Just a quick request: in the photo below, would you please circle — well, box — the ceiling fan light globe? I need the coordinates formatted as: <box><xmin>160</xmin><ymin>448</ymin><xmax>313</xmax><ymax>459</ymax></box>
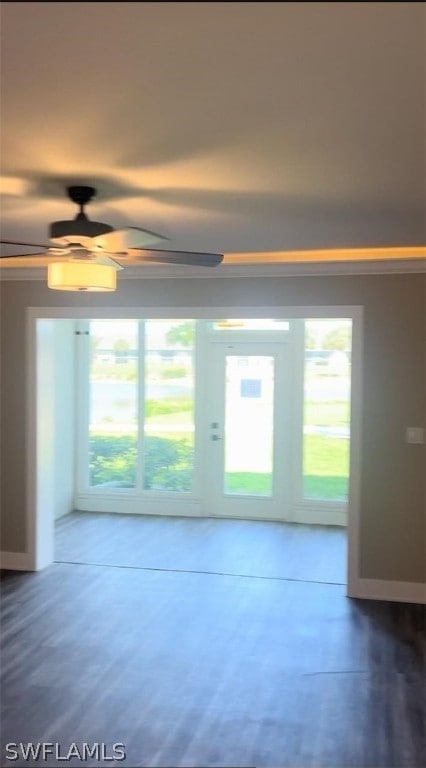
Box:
<box><xmin>47</xmin><ymin>261</ymin><xmax>117</xmax><ymax>291</ymax></box>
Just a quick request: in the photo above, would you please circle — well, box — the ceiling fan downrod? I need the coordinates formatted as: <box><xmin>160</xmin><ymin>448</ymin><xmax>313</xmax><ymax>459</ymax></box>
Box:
<box><xmin>49</xmin><ymin>185</ymin><xmax>113</xmax><ymax>242</ymax></box>
<box><xmin>67</xmin><ymin>185</ymin><xmax>96</xmax><ymax>218</ymax></box>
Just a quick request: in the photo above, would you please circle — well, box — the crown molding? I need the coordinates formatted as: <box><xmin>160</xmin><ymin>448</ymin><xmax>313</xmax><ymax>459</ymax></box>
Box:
<box><xmin>0</xmin><ymin>258</ymin><xmax>425</xmax><ymax>282</ymax></box>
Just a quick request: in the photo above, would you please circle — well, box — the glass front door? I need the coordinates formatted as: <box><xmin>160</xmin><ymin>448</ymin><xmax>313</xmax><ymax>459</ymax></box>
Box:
<box><xmin>205</xmin><ymin>342</ymin><xmax>290</xmax><ymax>519</ymax></box>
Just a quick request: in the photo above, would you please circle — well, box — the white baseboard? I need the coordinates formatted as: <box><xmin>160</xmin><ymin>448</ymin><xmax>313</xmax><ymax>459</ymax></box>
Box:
<box><xmin>0</xmin><ymin>551</ymin><xmax>33</xmax><ymax>571</ymax></box>
<box><xmin>348</xmin><ymin>577</ymin><xmax>426</xmax><ymax>604</ymax></box>
<box><xmin>75</xmin><ymin>494</ymin><xmax>202</xmax><ymax>517</ymax></box>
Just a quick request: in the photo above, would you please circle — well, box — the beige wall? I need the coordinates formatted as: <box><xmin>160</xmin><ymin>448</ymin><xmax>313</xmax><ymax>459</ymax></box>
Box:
<box><xmin>1</xmin><ymin>272</ymin><xmax>425</xmax><ymax>583</ymax></box>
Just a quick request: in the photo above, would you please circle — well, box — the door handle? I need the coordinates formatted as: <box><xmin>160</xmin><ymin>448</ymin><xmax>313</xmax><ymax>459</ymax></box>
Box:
<box><xmin>211</xmin><ymin>434</ymin><xmax>222</xmax><ymax>441</ymax></box>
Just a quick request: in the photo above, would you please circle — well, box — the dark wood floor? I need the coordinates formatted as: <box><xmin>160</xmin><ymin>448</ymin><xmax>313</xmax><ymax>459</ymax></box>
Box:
<box><xmin>55</xmin><ymin>512</ymin><xmax>347</xmax><ymax>584</ymax></box>
<box><xmin>1</xmin><ymin>518</ymin><xmax>425</xmax><ymax>767</ymax></box>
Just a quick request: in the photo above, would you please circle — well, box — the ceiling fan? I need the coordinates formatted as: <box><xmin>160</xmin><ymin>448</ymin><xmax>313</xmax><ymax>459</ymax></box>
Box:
<box><xmin>0</xmin><ymin>185</ymin><xmax>224</xmax><ymax>290</ymax></box>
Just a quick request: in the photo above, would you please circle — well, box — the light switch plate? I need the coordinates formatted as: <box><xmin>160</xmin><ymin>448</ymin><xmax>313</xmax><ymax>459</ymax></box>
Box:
<box><xmin>405</xmin><ymin>427</ymin><xmax>425</xmax><ymax>444</ymax></box>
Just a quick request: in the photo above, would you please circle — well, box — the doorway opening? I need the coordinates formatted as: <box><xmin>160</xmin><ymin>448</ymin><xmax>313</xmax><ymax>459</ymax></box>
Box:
<box><xmin>28</xmin><ymin>309</ymin><xmax>362</xmax><ymax>591</ymax></box>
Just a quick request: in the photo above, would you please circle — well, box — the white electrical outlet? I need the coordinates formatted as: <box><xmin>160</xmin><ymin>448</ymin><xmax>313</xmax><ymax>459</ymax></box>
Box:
<box><xmin>405</xmin><ymin>427</ymin><xmax>425</xmax><ymax>445</ymax></box>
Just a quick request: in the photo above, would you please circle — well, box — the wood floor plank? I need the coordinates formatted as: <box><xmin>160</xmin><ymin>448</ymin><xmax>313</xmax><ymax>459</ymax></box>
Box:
<box><xmin>55</xmin><ymin>511</ymin><xmax>347</xmax><ymax>584</ymax></box>
<box><xmin>1</xmin><ymin>517</ymin><xmax>425</xmax><ymax>767</ymax></box>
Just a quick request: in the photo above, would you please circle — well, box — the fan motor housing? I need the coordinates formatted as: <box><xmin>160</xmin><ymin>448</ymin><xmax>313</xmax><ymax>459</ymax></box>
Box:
<box><xmin>49</xmin><ymin>216</ymin><xmax>114</xmax><ymax>245</ymax></box>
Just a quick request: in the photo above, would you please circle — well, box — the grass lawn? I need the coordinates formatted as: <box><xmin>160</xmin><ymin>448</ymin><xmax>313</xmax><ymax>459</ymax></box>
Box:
<box><xmin>225</xmin><ymin>473</ymin><xmax>272</xmax><ymax>495</ymax></box>
<box><xmin>91</xmin><ymin>392</ymin><xmax>351</xmax><ymax>499</ymax></box>
<box><xmin>226</xmin><ymin>471</ymin><xmax>348</xmax><ymax>501</ymax></box>
<box><xmin>226</xmin><ymin>434</ymin><xmax>349</xmax><ymax>500</ymax></box>
<box><xmin>303</xmin><ymin>432</ymin><xmax>349</xmax><ymax>498</ymax></box>
<box><xmin>304</xmin><ymin>434</ymin><xmax>349</xmax><ymax>477</ymax></box>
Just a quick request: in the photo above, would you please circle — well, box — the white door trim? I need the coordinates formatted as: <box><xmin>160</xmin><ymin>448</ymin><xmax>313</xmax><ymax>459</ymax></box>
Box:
<box><xmin>346</xmin><ymin>307</ymin><xmax>363</xmax><ymax>600</ymax></box>
<box><xmin>23</xmin><ymin>305</ymin><xmax>377</xmax><ymax>602</ymax></box>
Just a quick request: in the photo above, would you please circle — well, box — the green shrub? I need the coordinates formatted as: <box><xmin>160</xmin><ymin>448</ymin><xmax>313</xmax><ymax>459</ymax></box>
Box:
<box><xmin>89</xmin><ymin>434</ymin><xmax>137</xmax><ymax>487</ymax></box>
<box><xmin>142</xmin><ymin>435</ymin><xmax>193</xmax><ymax>491</ymax></box>
<box><xmin>89</xmin><ymin>433</ymin><xmax>193</xmax><ymax>491</ymax></box>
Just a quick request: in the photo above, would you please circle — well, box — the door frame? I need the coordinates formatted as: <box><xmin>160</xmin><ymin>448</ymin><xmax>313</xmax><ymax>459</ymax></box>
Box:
<box><xmin>25</xmin><ymin>305</ymin><xmax>363</xmax><ymax>599</ymax></box>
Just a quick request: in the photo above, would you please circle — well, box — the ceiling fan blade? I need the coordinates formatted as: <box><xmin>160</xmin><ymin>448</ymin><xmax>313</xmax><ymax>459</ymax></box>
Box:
<box><xmin>0</xmin><ymin>251</ymin><xmax>47</xmax><ymax>259</ymax></box>
<box><xmin>0</xmin><ymin>238</ymin><xmax>51</xmax><ymax>249</ymax></box>
<box><xmin>0</xmin><ymin>240</ymin><xmax>70</xmax><ymax>262</ymax></box>
<box><xmin>0</xmin><ymin>253</ymin><xmax>76</xmax><ymax>267</ymax></box>
<box><xmin>129</xmin><ymin>248</ymin><xmax>224</xmax><ymax>267</ymax></box>
<box><xmin>93</xmin><ymin>254</ymin><xmax>124</xmax><ymax>271</ymax></box>
<box><xmin>90</xmin><ymin>226</ymin><xmax>167</xmax><ymax>253</ymax></box>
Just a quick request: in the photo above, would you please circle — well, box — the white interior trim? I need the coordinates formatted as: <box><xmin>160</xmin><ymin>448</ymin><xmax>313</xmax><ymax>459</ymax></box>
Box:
<box><xmin>25</xmin><ymin>314</ymin><xmax>37</xmax><ymax>571</ymax></box>
<box><xmin>292</xmin><ymin>506</ymin><xmax>347</xmax><ymax>527</ymax></box>
<box><xmin>348</xmin><ymin>578</ymin><xmax>426</xmax><ymax>604</ymax></box>
<box><xmin>26</xmin><ymin>305</ymin><xmax>364</xmax><ymax>320</ymax></box>
<box><xmin>1</xmin><ymin>258</ymin><xmax>425</xmax><ymax>281</ymax></box>
<box><xmin>346</xmin><ymin>306</ymin><xmax>363</xmax><ymax>601</ymax></box>
<box><xmin>75</xmin><ymin>494</ymin><xmax>202</xmax><ymax>518</ymax></box>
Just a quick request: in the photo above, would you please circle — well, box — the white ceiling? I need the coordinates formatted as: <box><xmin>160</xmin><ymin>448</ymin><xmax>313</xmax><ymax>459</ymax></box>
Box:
<box><xmin>1</xmin><ymin>2</ymin><xmax>425</xmax><ymax>260</ymax></box>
